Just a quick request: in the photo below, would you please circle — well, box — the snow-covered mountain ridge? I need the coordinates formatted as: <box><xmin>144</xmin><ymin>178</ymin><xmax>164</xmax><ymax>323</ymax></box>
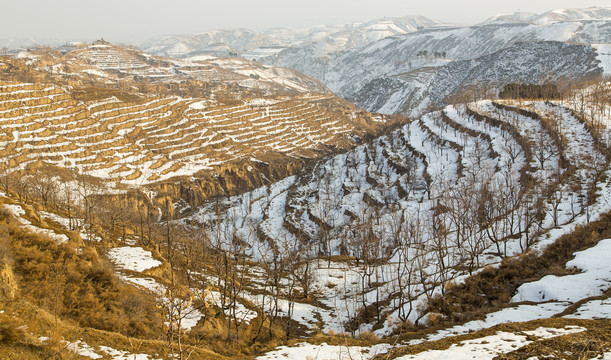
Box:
<box><xmin>139</xmin><ymin>6</ymin><xmax>611</xmax><ymax>118</ymax></box>
<box><xmin>349</xmin><ymin>41</ymin><xmax>603</xmax><ymax>116</ymax></box>
<box><xmin>481</xmin><ymin>6</ymin><xmax>611</xmax><ymax>25</ymax></box>
<box><xmin>140</xmin><ymin>15</ymin><xmax>446</xmax><ymax>58</ymax></box>
<box><xmin>317</xmin><ymin>8</ymin><xmax>611</xmax><ymax>116</ymax></box>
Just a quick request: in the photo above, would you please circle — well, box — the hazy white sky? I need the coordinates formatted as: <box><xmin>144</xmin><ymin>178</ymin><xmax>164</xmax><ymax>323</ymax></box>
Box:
<box><xmin>2</xmin><ymin>0</ymin><xmax>610</xmax><ymax>43</ymax></box>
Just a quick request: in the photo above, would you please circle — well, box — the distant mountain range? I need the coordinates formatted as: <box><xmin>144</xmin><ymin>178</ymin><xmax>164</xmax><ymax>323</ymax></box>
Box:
<box><xmin>139</xmin><ymin>15</ymin><xmax>446</xmax><ymax>58</ymax></box>
<box><xmin>321</xmin><ymin>15</ymin><xmax>611</xmax><ymax>116</ymax></box>
<box><xmin>481</xmin><ymin>6</ymin><xmax>611</xmax><ymax>25</ymax></box>
<box><xmin>0</xmin><ymin>37</ymin><xmax>63</xmax><ymax>51</ymax></box>
<box><xmin>5</xmin><ymin>7</ymin><xmax>610</xmax><ymax>118</ymax></box>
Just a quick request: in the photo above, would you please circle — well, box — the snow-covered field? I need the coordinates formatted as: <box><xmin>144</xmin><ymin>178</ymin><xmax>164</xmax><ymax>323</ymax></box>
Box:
<box><xmin>570</xmin><ymin>298</ymin><xmax>611</xmax><ymax>320</ymax></box>
<box><xmin>258</xmin><ymin>326</ymin><xmax>586</xmax><ymax>360</ymax></box>
<box><xmin>406</xmin><ymin>302</ymin><xmax>567</xmax><ymax>346</ymax></box>
<box><xmin>258</xmin><ymin>342</ymin><xmax>391</xmax><ymax>360</ymax></box>
<box><xmin>62</xmin><ymin>339</ymin><xmax>161</xmax><ymax>360</ymax></box>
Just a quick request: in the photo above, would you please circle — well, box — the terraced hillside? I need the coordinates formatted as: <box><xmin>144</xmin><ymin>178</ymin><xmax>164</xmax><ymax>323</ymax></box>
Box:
<box><xmin>0</xmin><ymin>44</ymin><xmax>399</xmax><ymax>205</ymax></box>
<box><xmin>1</xmin><ymin>39</ymin><xmax>610</xmax><ymax>360</ymax></box>
<box><xmin>185</xmin><ymin>98</ymin><xmax>611</xmax><ymax>339</ymax></box>
<box><xmin>19</xmin><ymin>41</ymin><xmax>331</xmax><ymax>95</ymax></box>
<box><xmin>0</xmin><ymin>92</ymin><xmax>610</xmax><ymax>359</ymax></box>
<box><xmin>0</xmin><ymin>80</ymin><xmax>392</xmax><ymax>194</ymax></box>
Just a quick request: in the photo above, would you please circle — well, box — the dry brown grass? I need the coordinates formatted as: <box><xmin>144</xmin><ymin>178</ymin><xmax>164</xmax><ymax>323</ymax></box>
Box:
<box><xmin>0</xmin><ymin>209</ymin><xmax>163</xmax><ymax>339</ymax></box>
<box><xmin>71</xmin><ymin>86</ymin><xmax>143</xmax><ymax>102</ymax></box>
<box><xmin>0</xmin><ymin>201</ymin><xmax>235</xmax><ymax>359</ymax></box>
<box><xmin>0</xmin><ymin>296</ymin><xmax>230</xmax><ymax>360</ymax></box>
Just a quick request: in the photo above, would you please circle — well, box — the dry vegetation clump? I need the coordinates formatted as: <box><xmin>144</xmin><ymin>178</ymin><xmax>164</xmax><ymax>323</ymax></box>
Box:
<box><xmin>0</xmin><ymin>311</ymin><xmax>48</xmax><ymax>359</ymax></box>
<box><xmin>0</xmin><ymin>295</ymin><xmax>229</xmax><ymax>360</ymax></box>
<box><xmin>499</xmin><ymin>82</ymin><xmax>562</xmax><ymax>100</ymax></box>
<box><xmin>71</xmin><ymin>86</ymin><xmax>143</xmax><ymax>102</ymax></box>
<box><xmin>0</xmin><ymin>313</ymin><xmax>28</xmax><ymax>346</ymax></box>
<box><xmin>0</xmin><ymin>210</ymin><xmax>162</xmax><ymax>338</ymax></box>
<box><xmin>0</xmin><ymin>56</ymin><xmax>53</xmax><ymax>84</ymax></box>
<box><xmin>286</xmin><ymin>328</ymin><xmax>382</xmax><ymax>348</ymax></box>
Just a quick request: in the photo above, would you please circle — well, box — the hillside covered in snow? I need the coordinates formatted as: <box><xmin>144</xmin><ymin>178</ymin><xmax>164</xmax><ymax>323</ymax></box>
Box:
<box><xmin>2</xmin><ymin>84</ymin><xmax>610</xmax><ymax>359</ymax></box>
<box><xmin>1</xmin><ymin>5</ymin><xmax>611</xmax><ymax>360</ymax></box>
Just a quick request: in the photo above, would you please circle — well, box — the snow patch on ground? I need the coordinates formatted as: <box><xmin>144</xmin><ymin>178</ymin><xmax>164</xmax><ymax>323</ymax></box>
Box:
<box><xmin>65</xmin><ymin>340</ymin><xmax>102</xmax><ymax>359</ymax></box>
<box><xmin>256</xmin><ymin>342</ymin><xmax>391</xmax><ymax>360</ymax></box>
<box><xmin>408</xmin><ymin>302</ymin><xmax>567</xmax><ymax>345</ymax></box>
<box><xmin>207</xmin><ymin>291</ymin><xmax>258</xmax><ymax>325</ymax></box>
<box><xmin>40</xmin><ymin>211</ymin><xmax>75</xmax><ymax>229</ymax></box>
<box><xmin>118</xmin><ymin>275</ymin><xmax>205</xmax><ymax>331</ymax></box>
<box><xmin>568</xmin><ymin>298</ymin><xmax>611</xmax><ymax>320</ymax></box>
<box><xmin>99</xmin><ymin>345</ymin><xmax>161</xmax><ymax>360</ymax></box>
<box><xmin>245</xmin><ymin>98</ymin><xmax>282</xmax><ymax>106</ymax></box>
<box><xmin>107</xmin><ymin>246</ymin><xmax>162</xmax><ymax>272</ymax></box>
<box><xmin>513</xmin><ymin>239</ymin><xmax>611</xmax><ymax>303</ymax></box>
<box><xmin>63</xmin><ymin>340</ymin><xmax>161</xmax><ymax>360</ymax></box>
<box><xmin>2</xmin><ymin>204</ymin><xmax>69</xmax><ymax>243</ymax></box>
<box><xmin>82</xmin><ymin>68</ymin><xmax>109</xmax><ymax>77</ymax></box>
<box><xmin>590</xmin><ymin>352</ymin><xmax>611</xmax><ymax>360</ymax></box>
<box><xmin>3</xmin><ymin>203</ymin><xmax>26</xmax><ymax>217</ymax></box>
<box><xmin>396</xmin><ymin>326</ymin><xmax>585</xmax><ymax>360</ymax></box>
<box><xmin>119</xmin><ymin>275</ymin><xmax>165</xmax><ymax>293</ymax></box>
<box><xmin>258</xmin><ymin>326</ymin><xmax>585</xmax><ymax>360</ymax></box>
